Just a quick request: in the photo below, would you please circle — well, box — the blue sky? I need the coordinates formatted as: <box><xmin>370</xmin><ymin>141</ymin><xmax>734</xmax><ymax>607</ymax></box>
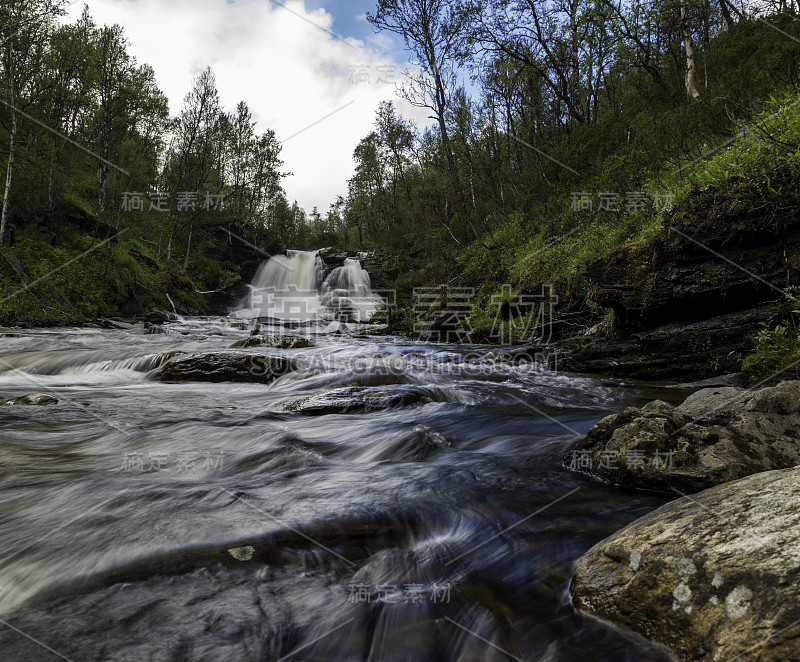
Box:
<box><xmin>305</xmin><ymin>0</ymin><xmax>383</xmax><ymax>42</ymax></box>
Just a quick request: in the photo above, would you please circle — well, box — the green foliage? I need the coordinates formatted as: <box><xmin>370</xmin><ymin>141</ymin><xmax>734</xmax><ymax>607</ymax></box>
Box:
<box><xmin>345</xmin><ymin>9</ymin><xmax>800</xmax><ymax>320</ymax></box>
<box><xmin>3</xmin><ymin>4</ymin><xmax>800</xmax><ymax>330</ymax></box>
<box><xmin>742</xmin><ymin>287</ymin><xmax>800</xmax><ymax>381</ymax></box>
<box><xmin>687</xmin><ymin>93</ymin><xmax>800</xmax><ymax>193</ymax></box>
<box><xmin>0</xmin><ymin>216</ymin><xmax>214</xmax><ymax>325</ymax></box>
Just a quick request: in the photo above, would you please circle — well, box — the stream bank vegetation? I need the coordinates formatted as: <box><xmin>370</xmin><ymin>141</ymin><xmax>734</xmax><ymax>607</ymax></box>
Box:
<box><xmin>345</xmin><ymin>1</ymin><xmax>800</xmax><ymax>380</ymax></box>
<box><xmin>1</xmin><ymin>1</ymin><xmax>800</xmax><ymax>378</ymax></box>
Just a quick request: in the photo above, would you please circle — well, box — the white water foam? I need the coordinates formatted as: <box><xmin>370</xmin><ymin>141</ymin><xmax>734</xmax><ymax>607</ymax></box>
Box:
<box><xmin>234</xmin><ymin>250</ymin><xmax>384</xmax><ymax>325</ymax></box>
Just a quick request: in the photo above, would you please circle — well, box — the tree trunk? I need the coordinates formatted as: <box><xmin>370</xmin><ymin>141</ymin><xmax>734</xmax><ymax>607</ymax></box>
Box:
<box><xmin>166</xmin><ymin>218</ymin><xmax>177</xmax><ymax>268</ymax></box>
<box><xmin>437</xmin><ymin>102</ymin><xmax>461</xmax><ymax>195</ymax></box>
<box><xmin>0</xmin><ymin>105</ymin><xmax>18</xmax><ymax>248</ymax></box>
<box><xmin>569</xmin><ymin>0</ymin><xmax>582</xmax><ymax>128</ymax></box>
<box><xmin>718</xmin><ymin>0</ymin><xmax>733</xmax><ymax>27</ymax></box>
<box><xmin>47</xmin><ymin>134</ymin><xmax>57</xmax><ymax>213</ymax></box>
<box><xmin>182</xmin><ymin>220</ymin><xmax>193</xmax><ymax>273</ymax></box>
<box><xmin>681</xmin><ymin>3</ymin><xmax>701</xmax><ymax>100</ymax></box>
<box><xmin>97</xmin><ymin>162</ymin><xmax>108</xmax><ymax>216</ymax></box>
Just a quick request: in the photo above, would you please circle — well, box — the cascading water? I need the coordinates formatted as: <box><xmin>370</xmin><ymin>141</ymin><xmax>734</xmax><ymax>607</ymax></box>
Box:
<box><xmin>236</xmin><ymin>250</ymin><xmax>384</xmax><ymax>325</ymax></box>
<box><xmin>0</xmin><ymin>309</ymin><xmax>690</xmax><ymax>662</ymax></box>
<box><xmin>0</xmin><ymin>318</ymin><xmax>683</xmax><ymax>662</ymax></box>
<box><xmin>320</xmin><ymin>258</ymin><xmax>384</xmax><ymax>323</ymax></box>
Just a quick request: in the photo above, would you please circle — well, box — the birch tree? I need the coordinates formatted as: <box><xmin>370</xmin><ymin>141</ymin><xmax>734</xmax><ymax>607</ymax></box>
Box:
<box><xmin>681</xmin><ymin>1</ymin><xmax>701</xmax><ymax>98</ymax></box>
<box><xmin>368</xmin><ymin>0</ymin><xmax>470</xmax><ymax>216</ymax></box>
<box><xmin>162</xmin><ymin>67</ymin><xmax>221</xmax><ymax>268</ymax></box>
<box><xmin>0</xmin><ymin>0</ymin><xmax>64</xmax><ymax>246</ymax></box>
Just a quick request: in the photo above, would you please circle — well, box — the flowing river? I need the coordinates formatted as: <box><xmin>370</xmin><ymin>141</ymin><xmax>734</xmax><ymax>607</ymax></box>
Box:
<box><xmin>0</xmin><ymin>254</ymin><xmax>688</xmax><ymax>661</ymax></box>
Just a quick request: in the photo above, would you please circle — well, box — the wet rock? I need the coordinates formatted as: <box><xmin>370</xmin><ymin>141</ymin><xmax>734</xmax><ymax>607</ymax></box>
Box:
<box><xmin>492</xmin><ymin>345</ymin><xmax>551</xmax><ymax>364</ymax></box>
<box><xmin>670</xmin><ymin>373</ymin><xmax>749</xmax><ymax>390</ymax></box>
<box><xmin>416</xmin><ymin>310</ymin><xmax>472</xmax><ymax>343</ymax></box>
<box><xmin>285</xmin><ymin>386</ymin><xmax>430</xmax><ymax>415</ymax></box>
<box><xmin>549</xmin><ymin>219</ymin><xmax>800</xmax><ymax>380</ymax></box>
<box><xmin>147</xmin><ymin>352</ymin><xmax>295</xmax><ymax>383</ymax></box>
<box><xmin>3</xmin><ymin>393</ymin><xmax>59</xmax><ymax>405</ymax></box>
<box><xmin>563</xmin><ymin>380</ymin><xmax>800</xmax><ymax>493</ymax></box>
<box><xmin>357</xmin><ymin>323</ymin><xmax>390</xmax><ymax>336</ymax></box>
<box><xmin>89</xmin><ymin>318</ymin><xmax>137</xmax><ymax>330</ymax></box>
<box><xmin>102</xmin><ymin>318</ymin><xmax>137</xmax><ymax>330</ymax></box>
<box><xmin>395</xmin><ymin>425</ymin><xmax>451</xmax><ymax>460</ymax></box>
<box><xmin>366</xmin><ymin>425</ymin><xmax>453</xmax><ymax>462</ymax></box>
<box><xmin>143</xmin><ymin>310</ymin><xmax>180</xmax><ymax>324</ymax></box>
<box><xmin>227</xmin><ymin>546</ymin><xmax>255</xmax><ymax>561</ymax></box>
<box><xmin>570</xmin><ymin>466</ymin><xmax>800</xmax><ymax>661</ymax></box>
<box><xmin>358</xmin><ymin>251</ymin><xmax>395</xmax><ymax>291</ymax></box>
<box><xmin>143</xmin><ymin>322</ymin><xmax>168</xmax><ymax>335</ymax></box>
<box><xmin>583</xmin><ymin>221</ymin><xmax>799</xmax><ymax>334</ymax></box>
<box><xmin>317</xmin><ymin>247</ymin><xmax>356</xmax><ymax>270</ymax></box>
<box><xmin>558</xmin><ymin>303</ymin><xmax>778</xmax><ymax>380</ymax></box>
<box><xmin>229</xmin><ymin>334</ymin><xmax>313</xmax><ymax>349</ymax></box>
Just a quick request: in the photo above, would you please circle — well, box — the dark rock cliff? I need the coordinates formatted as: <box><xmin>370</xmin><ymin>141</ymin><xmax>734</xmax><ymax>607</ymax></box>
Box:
<box><xmin>552</xmin><ymin>216</ymin><xmax>799</xmax><ymax>380</ymax></box>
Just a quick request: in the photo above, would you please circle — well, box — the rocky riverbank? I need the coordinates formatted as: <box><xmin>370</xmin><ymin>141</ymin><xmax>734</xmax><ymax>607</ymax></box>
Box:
<box><xmin>8</xmin><ymin>207</ymin><xmax>796</xmax><ymax>388</ymax></box>
<box><xmin>529</xmin><ymin>215</ymin><xmax>800</xmax><ymax>381</ymax></box>
<box><xmin>565</xmin><ymin>380</ymin><xmax>800</xmax><ymax>660</ymax></box>
<box><xmin>563</xmin><ymin>380</ymin><xmax>800</xmax><ymax>493</ymax></box>
<box><xmin>570</xmin><ymin>466</ymin><xmax>800</xmax><ymax>662</ymax></box>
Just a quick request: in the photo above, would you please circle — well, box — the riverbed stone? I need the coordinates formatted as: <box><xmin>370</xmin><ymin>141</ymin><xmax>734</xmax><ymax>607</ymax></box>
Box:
<box><xmin>147</xmin><ymin>351</ymin><xmax>295</xmax><ymax>383</ymax></box>
<box><xmin>144</xmin><ymin>310</ymin><xmax>180</xmax><ymax>324</ymax></box>
<box><xmin>352</xmin><ymin>323</ymin><xmax>390</xmax><ymax>337</ymax></box>
<box><xmin>2</xmin><ymin>393</ymin><xmax>59</xmax><ymax>405</ymax></box>
<box><xmin>563</xmin><ymin>380</ymin><xmax>800</xmax><ymax>492</ymax></box>
<box><xmin>570</xmin><ymin>466</ymin><xmax>800</xmax><ymax>661</ymax></box>
<box><xmin>229</xmin><ymin>334</ymin><xmax>313</xmax><ymax>349</ymax></box>
<box><xmin>285</xmin><ymin>386</ymin><xmax>430</xmax><ymax>415</ymax></box>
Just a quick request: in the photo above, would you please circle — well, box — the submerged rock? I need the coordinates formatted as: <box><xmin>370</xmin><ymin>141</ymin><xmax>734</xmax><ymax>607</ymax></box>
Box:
<box><xmin>144</xmin><ymin>310</ymin><xmax>180</xmax><ymax>324</ymax></box>
<box><xmin>229</xmin><ymin>334</ymin><xmax>313</xmax><ymax>349</ymax></box>
<box><xmin>3</xmin><ymin>393</ymin><xmax>59</xmax><ymax>405</ymax></box>
<box><xmin>95</xmin><ymin>318</ymin><xmax>137</xmax><ymax>330</ymax></box>
<box><xmin>563</xmin><ymin>380</ymin><xmax>800</xmax><ymax>493</ymax></box>
<box><xmin>285</xmin><ymin>386</ymin><xmax>430</xmax><ymax>415</ymax></box>
<box><xmin>227</xmin><ymin>546</ymin><xmax>255</xmax><ymax>561</ymax></box>
<box><xmin>143</xmin><ymin>323</ymin><xmax>169</xmax><ymax>335</ymax></box>
<box><xmin>147</xmin><ymin>352</ymin><xmax>295</xmax><ymax>383</ymax></box>
<box><xmin>570</xmin><ymin>466</ymin><xmax>800</xmax><ymax>661</ymax></box>
<box><xmin>351</xmin><ymin>323</ymin><xmax>390</xmax><ymax>338</ymax></box>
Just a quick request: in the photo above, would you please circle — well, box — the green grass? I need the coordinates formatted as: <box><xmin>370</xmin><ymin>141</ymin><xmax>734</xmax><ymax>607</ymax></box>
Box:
<box><xmin>0</xmin><ymin>221</ymin><xmax>209</xmax><ymax>325</ymax></box>
<box><xmin>459</xmin><ymin>91</ymin><xmax>800</xmax><ymax>343</ymax></box>
<box><xmin>742</xmin><ymin>286</ymin><xmax>800</xmax><ymax>381</ymax></box>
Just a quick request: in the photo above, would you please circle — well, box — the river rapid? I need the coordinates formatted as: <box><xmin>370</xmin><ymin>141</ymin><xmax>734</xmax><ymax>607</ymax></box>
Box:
<box><xmin>0</xmin><ymin>317</ymin><xmax>686</xmax><ymax>661</ymax></box>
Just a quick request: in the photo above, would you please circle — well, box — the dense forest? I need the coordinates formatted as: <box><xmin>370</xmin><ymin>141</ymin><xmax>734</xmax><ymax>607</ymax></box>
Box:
<box><xmin>1</xmin><ymin>0</ymin><xmax>800</xmax><ymax>375</ymax></box>
<box><xmin>343</xmin><ymin>1</ymin><xmax>800</xmax><ymax>304</ymax></box>
<box><xmin>0</xmin><ymin>1</ymin><xmax>309</xmax><ymax>319</ymax></box>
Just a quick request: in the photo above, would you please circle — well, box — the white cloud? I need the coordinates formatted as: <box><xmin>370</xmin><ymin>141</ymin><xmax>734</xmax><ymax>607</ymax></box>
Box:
<box><xmin>65</xmin><ymin>0</ymin><xmax>430</xmax><ymax>214</ymax></box>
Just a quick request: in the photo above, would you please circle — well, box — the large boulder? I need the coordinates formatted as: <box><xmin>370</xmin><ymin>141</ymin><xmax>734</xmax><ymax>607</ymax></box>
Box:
<box><xmin>570</xmin><ymin>466</ymin><xmax>800</xmax><ymax>661</ymax></box>
<box><xmin>147</xmin><ymin>352</ymin><xmax>295</xmax><ymax>383</ymax></box>
<box><xmin>229</xmin><ymin>334</ymin><xmax>313</xmax><ymax>349</ymax></box>
<box><xmin>563</xmin><ymin>380</ymin><xmax>800</xmax><ymax>493</ymax></box>
<box><xmin>285</xmin><ymin>386</ymin><xmax>430</xmax><ymax>415</ymax></box>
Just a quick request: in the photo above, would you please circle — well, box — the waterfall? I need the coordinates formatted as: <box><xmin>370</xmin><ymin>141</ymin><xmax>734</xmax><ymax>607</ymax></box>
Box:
<box><xmin>235</xmin><ymin>250</ymin><xmax>383</xmax><ymax>325</ymax></box>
